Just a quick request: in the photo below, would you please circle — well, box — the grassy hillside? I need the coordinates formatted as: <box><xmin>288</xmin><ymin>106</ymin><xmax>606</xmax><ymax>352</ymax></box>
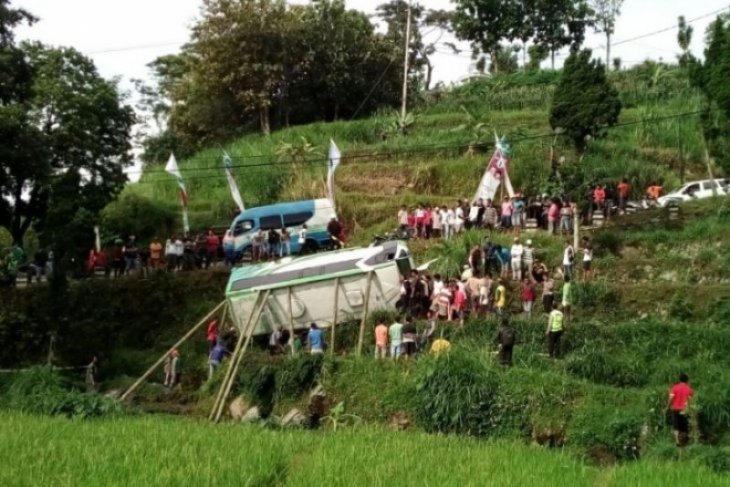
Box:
<box><xmin>117</xmin><ymin>67</ymin><xmax>714</xmax><ymax>242</ymax></box>
<box><xmin>2</xmin><ymin>413</ymin><xmax>729</xmax><ymax>486</ymax></box>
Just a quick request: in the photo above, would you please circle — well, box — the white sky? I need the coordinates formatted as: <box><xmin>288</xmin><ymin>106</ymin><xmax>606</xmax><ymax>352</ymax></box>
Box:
<box><xmin>11</xmin><ymin>0</ymin><xmax>730</xmax><ymax>180</ymax></box>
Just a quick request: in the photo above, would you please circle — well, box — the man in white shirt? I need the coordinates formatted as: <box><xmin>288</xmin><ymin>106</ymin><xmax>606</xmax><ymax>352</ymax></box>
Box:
<box><xmin>431</xmin><ymin>206</ymin><xmax>442</xmax><ymax>238</ymax></box>
<box><xmin>397</xmin><ymin>205</ymin><xmax>408</xmax><ymax>231</ymax></box>
<box><xmin>444</xmin><ymin>208</ymin><xmax>455</xmax><ymax>240</ymax></box>
<box><xmin>563</xmin><ymin>239</ymin><xmax>575</xmax><ymax>280</ymax></box>
<box><xmin>454</xmin><ymin>206</ymin><xmax>465</xmax><ymax>234</ymax></box>
<box><xmin>173</xmin><ymin>237</ymin><xmax>184</xmax><ymax>271</ymax></box>
<box><xmin>510</xmin><ymin>237</ymin><xmax>524</xmax><ymax>281</ymax></box>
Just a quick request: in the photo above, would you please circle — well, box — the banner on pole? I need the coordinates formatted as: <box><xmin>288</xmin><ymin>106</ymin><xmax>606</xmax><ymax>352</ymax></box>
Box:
<box><xmin>473</xmin><ymin>135</ymin><xmax>514</xmax><ymax>203</ymax></box>
<box><xmin>326</xmin><ymin>139</ymin><xmax>341</xmax><ymax>207</ymax></box>
<box><xmin>165</xmin><ymin>153</ymin><xmax>190</xmax><ymax>235</ymax></box>
<box><xmin>222</xmin><ymin>150</ymin><xmax>245</xmax><ymax>213</ymax></box>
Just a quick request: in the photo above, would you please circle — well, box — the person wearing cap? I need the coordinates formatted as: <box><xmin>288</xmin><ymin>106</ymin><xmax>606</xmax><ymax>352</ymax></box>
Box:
<box><xmin>523</xmin><ymin>239</ymin><xmax>535</xmax><ymax>278</ymax></box>
<box><xmin>510</xmin><ymin>237</ymin><xmax>524</xmax><ymax>281</ymax></box>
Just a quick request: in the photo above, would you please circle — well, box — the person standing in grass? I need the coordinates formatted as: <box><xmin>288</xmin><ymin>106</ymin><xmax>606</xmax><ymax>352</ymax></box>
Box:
<box><xmin>521</xmin><ymin>278</ymin><xmax>535</xmax><ymax>318</ymax></box>
<box><xmin>452</xmin><ymin>282</ymin><xmax>467</xmax><ymax>327</ymax></box>
<box><xmin>494</xmin><ymin>278</ymin><xmax>507</xmax><ymax>315</ymax></box>
<box><xmin>494</xmin><ymin>318</ymin><xmax>517</xmax><ymax>368</ymax></box>
<box><xmin>374</xmin><ymin>321</ymin><xmax>389</xmax><ymax>359</ymax></box>
<box><xmin>86</xmin><ymin>356</ymin><xmax>99</xmax><ymax>392</ymax></box>
<box><xmin>208</xmin><ymin>341</ymin><xmax>229</xmax><ymax>379</ymax></box>
<box><xmin>164</xmin><ymin>349</ymin><xmax>180</xmax><ymax>388</ymax></box>
<box><xmin>402</xmin><ymin>318</ymin><xmax>418</xmax><ymax>358</ymax></box>
<box><xmin>431</xmin><ymin>206</ymin><xmax>442</xmax><ymax>239</ymax></box>
<box><xmin>546</xmin><ymin>303</ymin><xmax>564</xmax><ymax>358</ymax></box>
<box><xmin>561</xmin><ymin>276</ymin><xmax>573</xmax><ymax>323</ymax></box>
<box><xmin>581</xmin><ymin>237</ymin><xmax>593</xmax><ymax>281</ymax></box>
<box><xmin>307</xmin><ymin>323</ymin><xmax>325</xmax><ymax>354</ymax></box>
<box><xmin>397</xmin><ymin>205</ymin><xmax>408</xmax><ymax>232</ymax></box>
<box><xmin>668</xmin><ymin>373</ymin><xmax>694</xmax><ymax>447</ymax></box>
<box><xmin>562</xmin><ymin>239</ymin><xmax>575</xmax><ymax>280</ymax></box>
<box><xmin>542</xmin><ymin>275</ymin><xmax>555</xmax><ymax>313</ymax></box>
<box><xmin>388</xmin><ymin>318</ymin><xmax>404</xmax><ymax>359</ymax></box>
<box><xmin>510</xmin><ymin>237</ymin><xmax>524</xmax><ymax>281</ymax></box>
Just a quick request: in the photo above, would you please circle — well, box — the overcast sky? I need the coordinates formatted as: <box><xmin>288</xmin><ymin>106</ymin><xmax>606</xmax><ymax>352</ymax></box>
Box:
<box><xmin>14</xmin><ymin>0</ymin><xmax>730</xmax><ymax>89</ymax></box>
<box><xmin>11</xmin><ymin>0</ymin><xmax>730</xmax><ymax>181</ymax></box>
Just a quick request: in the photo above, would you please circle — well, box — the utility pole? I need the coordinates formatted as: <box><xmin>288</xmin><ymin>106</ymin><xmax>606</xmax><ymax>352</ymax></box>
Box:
<box><xmin>400</xmin><ymin>0</ymin><xmax>412</xmax><ymax>128</ymax></box>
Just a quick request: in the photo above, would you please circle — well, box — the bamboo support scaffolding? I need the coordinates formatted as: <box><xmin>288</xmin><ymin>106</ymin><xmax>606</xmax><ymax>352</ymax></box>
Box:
<box><xmin>357</xmin><ymin>271</ymin><xmax>375</xmax><ymax>356</ymax></box>
<box><xmin>287</xmin><ymin>287</ymin><xmax>295</xmax><ymax>356</ymax></box>
<box><xmin>211</xmin><ymin>290</ymin><xmax>271</xmax><ymax>423</ymax></box>
<box><xmin>120</xmin><ymin>300</ymin><xmax>226</xmax><ymax>402</ymax></box>
<box><xmin>330</xmin><ymin>277</ymin><xmax>340</xmax><ymax>356</ymax></box>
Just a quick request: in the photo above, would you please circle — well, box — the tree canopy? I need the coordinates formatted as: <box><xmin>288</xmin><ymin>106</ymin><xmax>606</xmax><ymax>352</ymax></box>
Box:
<box><xmin>549</xmin><ymin>49</ymin><xmax>621</xmax><ymax>153</ymax></box>
<box><xmin>0</xmin><ymin>0</ymin><xmax>134</xmax><ymax>254</ymax></box>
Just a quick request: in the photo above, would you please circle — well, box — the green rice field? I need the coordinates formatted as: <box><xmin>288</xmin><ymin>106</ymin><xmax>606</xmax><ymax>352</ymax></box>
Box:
<box><xmin>0</xmin><ymin>413</ymin><xmax>726</xmax><ymax>486</ymax></box>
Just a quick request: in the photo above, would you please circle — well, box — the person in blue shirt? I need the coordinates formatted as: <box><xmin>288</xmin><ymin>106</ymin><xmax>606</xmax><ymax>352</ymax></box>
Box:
<box><xmin>208</xmin><ymin>341</ymin><xmax>229</xmax><ymax>380</ymax></box>
<box><xmin>307</xmin><ymin>322</ymin><xmax>325</xmax><ymax>354</ymax></box>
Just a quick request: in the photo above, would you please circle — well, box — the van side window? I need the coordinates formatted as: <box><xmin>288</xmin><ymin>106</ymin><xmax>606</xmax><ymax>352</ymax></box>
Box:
<box><xmin>233</xmin><ymin>219</ymin><xmax>254</xmax><ymax>236</ymax></box>
<box><xmin>283</xmin><ymin>211</ymin><xmax>314</xmax><ymax>227</ymax></box>
<box><xmin>260</xmin><ymin>215</ymin><xmax>283</xmax><ymax>230</ymax></box>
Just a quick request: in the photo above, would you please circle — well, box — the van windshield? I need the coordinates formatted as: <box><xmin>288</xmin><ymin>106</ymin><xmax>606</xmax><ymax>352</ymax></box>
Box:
<box><xmin>233</xmin><ymin>219</ymin><xmax>254</xmax><ymax>236</ymax></box>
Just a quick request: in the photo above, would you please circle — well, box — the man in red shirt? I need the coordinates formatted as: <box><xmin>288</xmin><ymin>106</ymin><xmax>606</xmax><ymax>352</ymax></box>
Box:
<box><xmin>617</xmin><ymin>178</ymin><xmax>630</xmax><ymax>212</ymax></box>
<box><xmin>668</xmin><ymin>373</ymin><xmax>694</xmax><ymax>447</ymax></box>
<box><xmin>205</xmin><ymin>230</ymin><xmax>220</xmax><ymax>269</ymax></box>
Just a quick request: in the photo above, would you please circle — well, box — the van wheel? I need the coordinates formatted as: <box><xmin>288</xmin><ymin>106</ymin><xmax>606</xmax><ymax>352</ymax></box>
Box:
<box><xmin>300</xmin><ymin>240</ymin><xmax>318</xmax><ymax>255</ymax></box>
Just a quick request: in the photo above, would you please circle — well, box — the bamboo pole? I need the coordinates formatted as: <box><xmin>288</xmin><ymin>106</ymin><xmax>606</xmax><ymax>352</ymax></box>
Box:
<box><xmin>287</xmin><ymin>287</ymin><xmax>295</xmax><ymax>356</ymax></box>
<box><xmin>357</xmin><ymin>271</ymin><xmax>375</xmax><ymax>356</ymax></box>
<box><xmin>208</xmin><ymin>292</ymin><xmax>265</xmax><ymax>420</ymax></box>
<box><xmin>213</xmin><ymin>290</ymin><xmax>271</xmax><ymax>422</ymax></box>
<box><xmin>330</xmin><ymin>277</ymin><xmax>340</xmax><ymax>356</ymax></box>
<box><xmin>121</xmin><ymin>300</ymin><xmax>226</xmax><ymax>401</ymax></box>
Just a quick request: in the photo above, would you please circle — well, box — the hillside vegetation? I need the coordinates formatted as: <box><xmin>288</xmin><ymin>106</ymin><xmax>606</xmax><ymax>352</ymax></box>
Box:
<box><xmin>111</xmin><ymin>66</ymin><xmax>714</xmax><ymax>242</ymax></box>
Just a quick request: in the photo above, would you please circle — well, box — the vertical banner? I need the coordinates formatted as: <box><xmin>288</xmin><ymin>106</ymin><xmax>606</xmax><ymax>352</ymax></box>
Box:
<box><xmin>473</xmin><ymin>135</ymin><xmax>514</xmax><ymax>203</ymax></box>
<box><xmin>165</xmin><ymin>153</ymin><xmax>190</xmax><ymax>236</ymax></box>
<box><xmin>222</xmin><ymin>150</ymin><xmax>245</xmax><ymax>213</ymax></box>
<box><xmin>326</xmin><ymin>139</ymin><xmax>341</xmax><ymax>207</ymax></box>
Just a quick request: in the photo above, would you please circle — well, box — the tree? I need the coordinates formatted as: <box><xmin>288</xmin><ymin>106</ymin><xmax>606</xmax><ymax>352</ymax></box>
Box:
<box><xmin>677</xmin><ymin>15</ymin><xmax>694</xmax><ymax>68</ymax></box>
<box><xmin>549</xmin><ymin>49</ymin><xmax>621</xmax><ymax>154</ymax></box>
<box><xmin>690</xmin><ymin>15</ymin><xmax>730</xmax><ymax>173</ymax></box>
<box><xmin>533</xmin><ymin>0</ymin><xmax>592</xmax><ymax>69</ymax></box>
<box><xmin>591</xmin><ymin>0</ymin><xmax>623</xmax><ymax>69</ymax></box>
<box><xmin>1</xmin><ymin>1</ymin><xmax>134</xmax><ymax>250</ymax></box>
<box><xmin>0</xmin><ymin>39</ymin><xmax>134</xmax><ymax>247</ymax></box>
<box><xmin>452</xmin><ymin>0</ymin><xmax>517</xmax><ymax>74</ymax></box>
<box><xmin>527</xmin><ymin>43</ymin><xmax>549</xmax><ymax>71</ymax></box>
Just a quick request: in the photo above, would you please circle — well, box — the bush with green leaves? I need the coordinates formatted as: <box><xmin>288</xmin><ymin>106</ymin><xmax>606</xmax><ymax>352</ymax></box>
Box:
<box><xmin>567</xmin><ymin>390</ymin><xmax>648</xmax><ymax>462</ymax></box>
<box><xmin>412</xmin><ymin>351</ymin><xmax>499</xmax><ymax>437</ymax></box>
<box><xmin>2</xmin><ymin>366</ymin><xmax>121</xmax><ymax>419</ymax></box>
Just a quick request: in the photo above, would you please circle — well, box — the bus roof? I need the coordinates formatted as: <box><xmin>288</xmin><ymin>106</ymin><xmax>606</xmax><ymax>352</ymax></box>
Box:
<box><xmin>226</xmin><ymin>240</ymin><xmax>407</xmax><ymax>294</ymax></box>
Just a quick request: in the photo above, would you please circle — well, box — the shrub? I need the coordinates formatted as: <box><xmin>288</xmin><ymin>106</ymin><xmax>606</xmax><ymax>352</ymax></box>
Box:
<box><xmin>669</xmin><ymin>295</ymin><xmax>694</xmax><ymax>321</ymax></box>
<box><xmin>238</xmin><ymin>363</ymin><xmax>277</xmax><ymax>415</ymax></box>
<box><xmin>568</xmin><ymin>391</ymin><xmax>648</xmax><ymax>462</ymax></box>
<box><xmin>2</xmin><ymin>366</ymin><xmax>121</xmax><ymax>418</ymax></box>
<box><xmin>412</xmin><ymin>351</ymin><xmax>499</xmax><ymax>437</ymax></box>
<box><xmin>566</xmin><ymin>349</ymin><xmax>649</xmax><ymax>388</ymax></box>
<box><xmin>592</xmin><ymin>230</ymin><xmax>623</xmax><ymax>257</ymax></box>
<box><xmin>275</xmin><ymin>354</ymin><xmax>323</xmax><ymax>400</ymax></box>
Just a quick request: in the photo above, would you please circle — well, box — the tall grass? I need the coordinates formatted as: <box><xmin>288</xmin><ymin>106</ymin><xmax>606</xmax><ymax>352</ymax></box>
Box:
<box><xmin>2</xmin><ymin>413</ymin><xmax>729</xmax><ymax>486</ymax></box>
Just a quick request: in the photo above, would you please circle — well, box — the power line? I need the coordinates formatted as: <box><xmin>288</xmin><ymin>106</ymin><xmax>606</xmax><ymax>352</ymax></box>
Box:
<box><xmin>130</xmin><ymin>110</ymin><xmax>701</xmax><ymax>184</ymax></box>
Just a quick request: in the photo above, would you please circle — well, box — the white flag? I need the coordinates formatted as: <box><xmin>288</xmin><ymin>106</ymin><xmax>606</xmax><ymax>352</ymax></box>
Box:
<box><xmin>473</xmin><ymin>135</ymin><xmax>514</xmax><ymax>203</ymax></box>
<box><xmin>223</xmin><ymin>151</ymin><xmax>245</xmax><ymax>213</ymax></box>
<box><xmin>326</xmin><ymin>139</ymin><xmax>341</xmax><ymax>206</ymax></box>
<box><xmin>165</xmin><ymin>153</ymin><xmax>190</xmax><ymax>235</ymax></box>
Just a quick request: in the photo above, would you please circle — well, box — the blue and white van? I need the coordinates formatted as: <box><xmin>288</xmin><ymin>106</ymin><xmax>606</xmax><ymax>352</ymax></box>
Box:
<box><xmin>225</xmin><ymin>199</ymin><xmax>337</xmax><ymax>257</ymax></box>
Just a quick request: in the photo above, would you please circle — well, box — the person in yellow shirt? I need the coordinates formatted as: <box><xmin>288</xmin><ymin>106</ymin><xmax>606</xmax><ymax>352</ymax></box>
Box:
<box><xmin>546</xmin><ymin>303</ymin><xmax>564</xmax><ymax>358</ymax></box>
<box><xmin>494</xmin><ymin>278</ymin><xmax>507</xmax><ymax>315</ymax></box>
<box><xmin>430</xmin><ymin>331</ymin><xmax>451</xmax><ymax>356</ymax></box>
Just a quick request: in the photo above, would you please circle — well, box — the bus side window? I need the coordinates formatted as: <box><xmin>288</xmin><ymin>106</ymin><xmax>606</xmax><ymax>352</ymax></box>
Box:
<box><xmin>260</xmin><ymin>215</ymin><xmax>283</xmax><ymax>230</ymax></box>
<box><xmin>396</xmin><ymin>257</ymin><xmax>412</xmax><ymax>277</ymax></box>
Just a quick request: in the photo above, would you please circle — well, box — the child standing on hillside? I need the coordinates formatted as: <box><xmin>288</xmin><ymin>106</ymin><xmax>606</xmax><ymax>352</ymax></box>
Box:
<box><xmin>668</xmin><ymin>373</ymin><xmax>694</xmax><ymax>447</ymax></box>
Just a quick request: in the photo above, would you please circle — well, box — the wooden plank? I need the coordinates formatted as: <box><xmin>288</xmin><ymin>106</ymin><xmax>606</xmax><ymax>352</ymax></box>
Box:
<box><xmin>287</xmin><ymin>287</ymin><xmax>295</xmax><ymax>356</ymax></box>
